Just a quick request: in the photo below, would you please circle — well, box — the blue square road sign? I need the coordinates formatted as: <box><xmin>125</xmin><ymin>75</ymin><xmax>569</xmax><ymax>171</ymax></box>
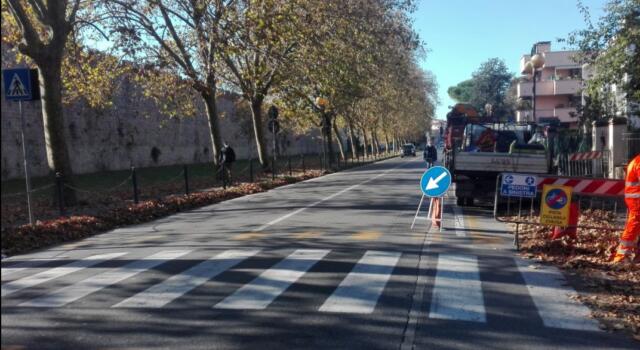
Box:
<box><xmin>500</xmin><ymin>173</ymin><xmax>537</xmax><ymax>198</ymax></box>
<box><xmin>3</xmin><ymin>68</ymin><xmax>38</xmax><ymax>101</ymax></box>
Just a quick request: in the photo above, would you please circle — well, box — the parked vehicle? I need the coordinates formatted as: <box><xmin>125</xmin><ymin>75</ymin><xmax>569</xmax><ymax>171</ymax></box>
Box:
<box><xmin>401</xmin><ymin>143</ymin><xmax>416</xmax><ymax>157</ymax></box>
<box><xmin>443</xmin><ymin>103</ymin><xmax>550</xmax><ymax>206</ymax></box>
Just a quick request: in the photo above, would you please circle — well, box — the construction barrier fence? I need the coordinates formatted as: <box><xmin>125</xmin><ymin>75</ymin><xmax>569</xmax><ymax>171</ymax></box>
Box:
<box><xmin>557</xmin><ymin>150</ymin><xmax>610</xmax><ymax>178</ymax></box>
<box><xmin>493</xmin><ymin>173</ymin><xmax>627</xmax><ymax>250</ymax></box>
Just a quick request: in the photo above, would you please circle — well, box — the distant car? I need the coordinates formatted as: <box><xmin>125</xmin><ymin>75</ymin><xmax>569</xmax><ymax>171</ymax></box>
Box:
<box><xmin>401</xmin><ymin>144</ymin><xmax>416</xmax><ymax>157</ymax></box>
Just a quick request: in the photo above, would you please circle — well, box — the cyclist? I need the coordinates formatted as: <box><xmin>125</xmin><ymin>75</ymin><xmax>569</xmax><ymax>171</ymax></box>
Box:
<box><xmin>424</xmin><ymin>141</ymin><xmax>437</xmax><ymax>168</ymax></box>
<box><xmin>219</xmin><ymin>142</ymin><xmax>236</xmax><ymax>187</ymax></box>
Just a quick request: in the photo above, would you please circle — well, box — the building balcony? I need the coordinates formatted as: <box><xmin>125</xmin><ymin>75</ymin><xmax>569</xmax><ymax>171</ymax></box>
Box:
<box><xmin>540</xmin><ymin>51</ymin><xmax>581</xmax><ymax>68</ymax></box>
<box><xmin>516</xmin><ymin>107</ymin><xmax>577</xmax><ymax>123</ymax></box>
<box><xmin>517</xmin><ymin>81</ymin><xmax>554</xmax><ymax>97</ymax></box>
<box><xmin>554</xmin><ymin>107</ymin><xmax>577</xmax><ymax>122</ymax></box>
<box><xmin>517</xmin><ymin>79</ymin><xmax>582</xmax><ymax>98</ymax></box>
<box><xmin>520</xmin><ymin>51</ymin><xmax>581</xmax><ymax>73</ymax></box>
<box><xmin>554</xmin><ymin>79</ymin><xmax>582</xmax><ymax>94</ymax></box>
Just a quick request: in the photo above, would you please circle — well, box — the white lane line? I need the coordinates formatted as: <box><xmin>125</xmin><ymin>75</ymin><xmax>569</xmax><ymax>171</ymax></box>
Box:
<box><xmin>319</xmin><ymin>251</ymin><xmax>401</xmax><ymax>314</ymax></box>
<box><xmin>214</xmin><ymin>249</ymin><xmax>329</xmax><ymax>310</ymax></box>
<box><xmin>113</xmin><ymin>249</ymin><xmax>260</xmax><ymax>308</ymax></box>
<box><xmin>2</xmin><ymin>253</ymin><xmax>127</xmax><ymax>298</ymax></box>
<box><xmin>252</xmin><ymin>161</ymin><xmax>410</xmax><ymax>232</ymax></box>
<box><xmin>429</xmin><ymin>254</ymin><xmax>486</xmax><ymax>322</ymax></box>
<box><xmin>19</xmin><ymin>250</ymin><xmax>190</xmax><ymax>308</ymax></box>
<box><xmin>515</xmin><ymin>260</ymin><xmax>600</xmax><ymax>331</ymax></box>
<box><xmin>452</xmin><ymin>206</ymin><xmax>466</xmax><ymax>237</ymax></box>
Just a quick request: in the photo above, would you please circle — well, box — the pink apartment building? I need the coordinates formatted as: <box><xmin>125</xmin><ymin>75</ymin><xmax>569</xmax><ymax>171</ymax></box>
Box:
<box><xmin>517</xmin><ymin>42</ymin><xmax>583</xmax><ymax>127</ymax></box>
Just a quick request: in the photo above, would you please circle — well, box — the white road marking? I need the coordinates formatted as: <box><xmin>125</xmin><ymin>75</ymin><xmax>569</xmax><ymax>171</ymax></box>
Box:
<box><xmin>252</xmin><ymin>161</ymin><xmax>409</xmax><ymax>232</ymax></box>
<box><xmin>429</xmin><ymin>254</ymin><xmax>486</xmax><ymax>322</ymax></box>
<box><xmin>19</xmin><ymin>250</ymin><xmax>189</xmax><ymax>307</ymax></box>
<box><xmin>1</xmin><ymin>260</ymin><xmax>50</xmax><ymax>280</ymax></box>
<box><xmin>452</xmin><ymin>206</ymin><xmax>466</xmax><ymax>237</ymax></box>
<box><xmin>1</xmin><ymin>267</ymin><xmax>28</xmax><ymax>280</ymax></box>
<box><xmin>319</xmin><ymin>251</ymin><xmax>400</xmax><ymax>314</ymax></box>
<box><xmin>214</xmin><ymin>249</ymin><xmax>329</xmax><ymax>310</ymax></box>
<box><xmin>515</xmin><ymin>260</ymin><xmax>601</xmax><ymax>331</ymax></box>
<box><xmin>113</xmin><ymin>249</ymin><xmax>260</xmax><ymax>308</ymax></box>
<box><xmin>1</xmin><ymin>253</ymin><xmax>127</xmax><ymax>297</ymax></box>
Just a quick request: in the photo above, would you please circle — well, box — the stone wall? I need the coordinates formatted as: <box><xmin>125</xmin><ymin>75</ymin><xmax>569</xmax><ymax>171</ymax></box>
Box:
<box><xmin>1</xmin><ymin>70</ymin><xmax>323</xmax><ymax>180</ymax></box>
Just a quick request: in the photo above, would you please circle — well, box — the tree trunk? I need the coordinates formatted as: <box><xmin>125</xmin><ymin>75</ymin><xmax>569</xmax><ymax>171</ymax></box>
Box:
<box><xmin>371</xmin><ymin>130</ymin><xmax>379</xmax><ymax>156</ymax></box>
<box><xmin>249</xmin><ymin>99</ymin><xmax>269</xmax><ymax>168</ymax></box>
<box><xmin>348</xmin><ymin>122</ymin><xmax>358</xmax><ymax>159</ymax></box>
<box><xmin>201</xmin><ymin>91</ymin><xmax>222</xmax><ymax>166</ymax></box>
<box><xmin>332</xmin><ymin>122</ymin><xmax>346</xmax><ymax>160</ymax></box>
<box><xmin>323</xmin><ymin>113</ymin><xmax>334</xmax><ymax>167</ymax></box>
<box><xmin>38</xmin><ymin>61</ymin><xmax>77</xmax><ymax>205</ymax></box>
<box><xmin>384</xmin><ymin>133</ymin><xmax>391</xmax><ymax>154</ymax></box>
<box><xmin>361</xmin><ymin>128</ymin><xmax>369</xmax><ymax>158</ymax></box>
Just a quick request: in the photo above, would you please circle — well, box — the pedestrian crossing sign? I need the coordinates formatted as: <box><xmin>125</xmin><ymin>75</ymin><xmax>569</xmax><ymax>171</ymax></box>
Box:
<box><xmin>3</xmin><ymin>68</ymin><xmax>38</xmax><ymax>101</ymax></box>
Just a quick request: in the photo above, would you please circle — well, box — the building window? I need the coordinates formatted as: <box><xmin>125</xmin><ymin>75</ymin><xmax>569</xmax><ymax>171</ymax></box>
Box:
<box><xmin>569</xmin><ymin>68</ymin><xmax>581</xmax><ymax>79</ymax></box>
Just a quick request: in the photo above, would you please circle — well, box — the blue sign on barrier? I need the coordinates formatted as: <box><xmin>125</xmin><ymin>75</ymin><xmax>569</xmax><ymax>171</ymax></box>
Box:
<box><xmin>420</xmin><ymin>166</ymin><xmax>451</xmax><ymax>197</ymax></box>
<box><xmin>500</xmin><ymin>173</ymin><xmax>537</xmax><ymax>198</ymax></box>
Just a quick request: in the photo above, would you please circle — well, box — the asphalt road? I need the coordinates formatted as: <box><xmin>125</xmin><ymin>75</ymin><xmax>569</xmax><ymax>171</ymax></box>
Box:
<box><xmin>1</xmin><ymin>156</ymin><xmax>636</xmax><ymax>350</ymax></box>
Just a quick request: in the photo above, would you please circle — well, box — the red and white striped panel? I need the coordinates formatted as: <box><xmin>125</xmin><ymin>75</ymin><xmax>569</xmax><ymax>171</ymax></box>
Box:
<box><xmin>569</xmin><ymin>151</ymin><xmax>602</xmax><ymax>161</ymax></box>
<box><xmin>537</xmin><ymin>177</ymin><xmax>624</xmax><ymax>197</ymax></box>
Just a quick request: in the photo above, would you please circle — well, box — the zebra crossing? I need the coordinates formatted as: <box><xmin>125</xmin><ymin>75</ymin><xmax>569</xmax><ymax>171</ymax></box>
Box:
<box><xmin>1</xmin><ymin>248</ymin><xmax>600</xmax><ymax>332</ymax></box>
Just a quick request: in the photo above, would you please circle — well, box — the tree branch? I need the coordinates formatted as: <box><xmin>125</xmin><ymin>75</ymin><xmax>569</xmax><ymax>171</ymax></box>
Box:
<box><xmin>68</xmin><ymin>0</ymin><xmax>83</xmax><ymax>25</ymax></box>
<box><xmin>6</xmin><ymin>0</ymin><xmax>44</xmax><ymax>54</ymax></box>
<box><xmin>157</xmin><ymin>0</ymin><xmax>197</xmax><ymax>74</ymax></box>
<box><xmin>24</xmin><ymin>0</ymin><xmax>46</xmax><ymax>23</ymax></box>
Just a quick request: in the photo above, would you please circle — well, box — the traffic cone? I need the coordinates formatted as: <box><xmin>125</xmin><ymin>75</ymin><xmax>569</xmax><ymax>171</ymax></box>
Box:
<box><xmin>431</xmin><ymin>198</ymin><xmax>441</xmax><ymax>228</ymax></box>
<box><xmin>550</xmin><ymin>202</ymin><xmax>579</xmax><ymax>240</ymax></box>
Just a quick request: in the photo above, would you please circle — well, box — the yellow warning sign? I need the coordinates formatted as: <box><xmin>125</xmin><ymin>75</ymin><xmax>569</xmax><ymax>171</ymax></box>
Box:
<box><xmin>540</xmin><ymin>185</ymin><xmax>572</xmax><ymax>226</ymax></box>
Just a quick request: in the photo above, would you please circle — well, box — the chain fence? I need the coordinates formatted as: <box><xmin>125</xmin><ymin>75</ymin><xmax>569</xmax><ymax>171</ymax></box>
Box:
<box><xmin>2</xmin><ymin>151</ymin><xmax>398</xmax><ymax>228</ymax></box>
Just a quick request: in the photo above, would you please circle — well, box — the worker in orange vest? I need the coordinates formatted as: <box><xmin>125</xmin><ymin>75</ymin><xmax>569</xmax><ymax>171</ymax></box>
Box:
<box><xmin>613</xmin><ymin>154</ymin><xmax>640</xmax><ymax>263</ymax></box>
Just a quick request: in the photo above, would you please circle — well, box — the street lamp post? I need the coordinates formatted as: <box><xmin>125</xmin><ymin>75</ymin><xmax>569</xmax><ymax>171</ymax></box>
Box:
<box><xmin>526</xmin><ymin>54</ymin><xmax>545</xmax><ymax>123</ymax></box>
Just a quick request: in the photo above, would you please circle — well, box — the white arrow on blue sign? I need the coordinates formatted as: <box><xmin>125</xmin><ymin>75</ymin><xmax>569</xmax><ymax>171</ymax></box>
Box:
<box><xmin>420</xmin><ymin>166</ymin><xmax>451</xmax><ymax>197</ymax></box>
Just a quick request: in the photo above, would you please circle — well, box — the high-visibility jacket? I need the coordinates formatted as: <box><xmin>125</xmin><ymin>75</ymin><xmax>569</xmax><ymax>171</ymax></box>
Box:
<box><xmin>626</xmin><ymin>154</ymin><xmax>640</xmax><ymax>199</ymax></box>
<box><xmin>614</xmin><ymin>154</ymin><xmax>640</xmax><ymax>262</ymax></box>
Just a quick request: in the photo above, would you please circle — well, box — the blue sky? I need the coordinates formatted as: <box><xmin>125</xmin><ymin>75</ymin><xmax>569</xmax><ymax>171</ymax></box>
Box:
<box><xmin>412</xmin><ymin>0</ymin><xmax>606</xmax><ymax>120</ymax></box>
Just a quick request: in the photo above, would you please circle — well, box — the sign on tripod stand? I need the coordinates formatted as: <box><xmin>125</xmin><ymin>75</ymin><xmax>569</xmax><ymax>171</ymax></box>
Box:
<box><xmin>412</xmin><ymin>166</ymin><xmax>451</xmax><ymax>231</ymax></box>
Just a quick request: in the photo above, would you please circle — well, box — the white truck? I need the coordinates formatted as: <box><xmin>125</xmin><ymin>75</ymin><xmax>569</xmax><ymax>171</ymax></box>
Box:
<box><xmin>444</xmin><ymin>122</ymin><xmax>549</xmax><ymax>206</ymax></box>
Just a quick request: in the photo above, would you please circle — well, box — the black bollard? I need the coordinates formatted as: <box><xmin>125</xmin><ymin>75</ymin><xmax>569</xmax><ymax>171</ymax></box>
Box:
<box><xmin>250</xmin><ymin>158</ymin><xmax>254</xmax><ymax>183</ymax></box>
<box><xmin>184</xmin><ymin>164</ymin><xmax>189</xmax><ymax>195</ymax></box>
<box><xmin>131</xmin><ymin>167</ymin><xmax>139</xmax><ymax>204</ymax></box>
<box><xmin>55</xmin><ymin>172</ymin><xmax>65</xmax><ymax>217</ymax></box>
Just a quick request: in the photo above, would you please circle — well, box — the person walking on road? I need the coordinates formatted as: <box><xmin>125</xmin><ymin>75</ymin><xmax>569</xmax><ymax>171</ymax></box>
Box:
<box><xmin>219</xmin><ymin>142</ymin><xmax>236</xmax><ymax>188</ymax></box>
<box><xmin>424</xmin><ymin>141</ymin><xmax>437</xmax><ymax>168</ymax></box>
<box><xmin>613</xmin><ymin>154</ymin><xmax>640</xmax><ymax>264</ymax></box>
